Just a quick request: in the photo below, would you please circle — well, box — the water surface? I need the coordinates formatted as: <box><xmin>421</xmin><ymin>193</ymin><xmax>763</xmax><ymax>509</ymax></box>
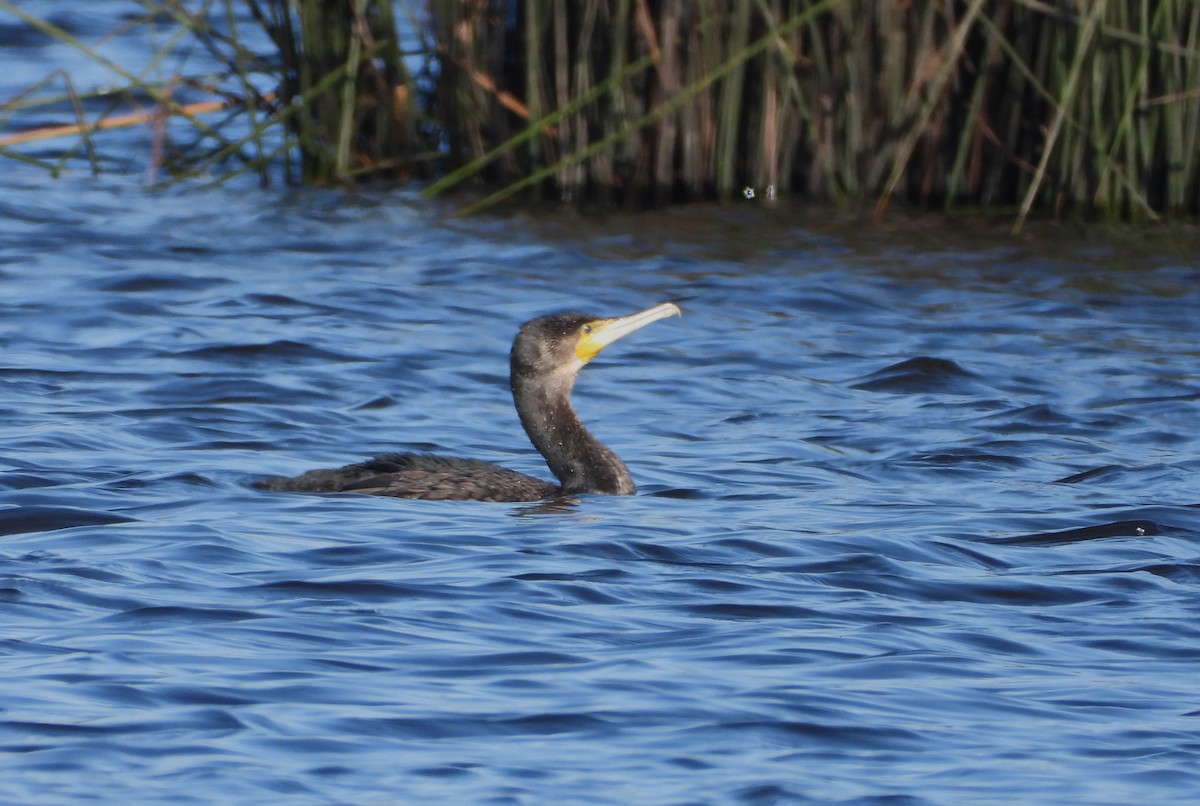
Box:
<box><xmin>1</xmin><ymin>170</ymin><xmax>1199</xmax><ymax>805</ymax></box>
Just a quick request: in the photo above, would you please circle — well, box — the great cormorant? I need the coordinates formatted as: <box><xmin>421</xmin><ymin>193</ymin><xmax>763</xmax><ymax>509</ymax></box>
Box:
<box><xmin>254</xmin><ymin>301</ymin><xmax>681</xmax><ymax>502</ymax></box>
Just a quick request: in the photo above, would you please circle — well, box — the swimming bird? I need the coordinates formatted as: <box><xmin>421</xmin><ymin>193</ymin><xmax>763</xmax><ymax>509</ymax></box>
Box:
<box><xmin>254</xmin><ymin>301</ymin><xmax>681</xmax><ymax>502</ymax></box>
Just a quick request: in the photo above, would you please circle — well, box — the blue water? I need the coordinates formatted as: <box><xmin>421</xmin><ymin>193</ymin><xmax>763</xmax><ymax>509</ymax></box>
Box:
<box><xmin>2</xmin><ymin>171</ymin><xmax>1198</xmax><ymax>805</ymax></box>
<box><xmin>4</xmin><ymin>8</ymin><xmax>1200</xmax><ymax>803</ymax></box>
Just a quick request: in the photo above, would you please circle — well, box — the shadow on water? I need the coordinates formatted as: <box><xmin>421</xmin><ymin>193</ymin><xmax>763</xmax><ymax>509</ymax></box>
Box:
<box><xmin>0</xmin><ymin>505</ymin><xmax>136</xmax><ymax>536</ymax></box>
<box><xmin>849</xmin><ymin>356</ymin><xmax>980</xmax><ymax>395</ymax></box>
<box><xmin>992</xmin><ymin>518</ymin><xmax>1161</xmax><ymax>546</ymax></box>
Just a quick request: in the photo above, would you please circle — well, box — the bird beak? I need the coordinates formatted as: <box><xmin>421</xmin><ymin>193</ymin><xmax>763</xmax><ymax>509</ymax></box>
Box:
<box><xmin>576</xmin><ymin>301</ymin><xmax>682</xmax><ymax>363</ymax></box>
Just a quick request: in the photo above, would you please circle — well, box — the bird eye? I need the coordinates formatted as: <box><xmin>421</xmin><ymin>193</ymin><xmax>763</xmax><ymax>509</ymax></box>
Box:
<box><xmin>582</xmin><ymin>324</ymin><xmax>593</xmax><ymax>334</ymax></box>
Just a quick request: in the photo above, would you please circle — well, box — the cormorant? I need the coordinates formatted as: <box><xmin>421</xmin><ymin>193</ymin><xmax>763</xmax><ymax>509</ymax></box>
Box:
<box><xmin>254</xmin><ymin>301</ymin><xmax>681</xmax><ymax>502</ymax></box>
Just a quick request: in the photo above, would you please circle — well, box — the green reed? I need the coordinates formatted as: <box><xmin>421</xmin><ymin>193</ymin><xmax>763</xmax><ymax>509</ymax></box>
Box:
<box><xmin>3</xmin><ymin>0</ymin><xmax>1199</xmax><ymax>225</ymax></box>
<box><xmin>424</xmin><ymin>0</ymin><xmax>1200</xmax><ymax>225</ymax></box>
<box><xmin>0</xmin><ymin>0</ymin><xmax>431</xmax><ymax>186</ymax></box>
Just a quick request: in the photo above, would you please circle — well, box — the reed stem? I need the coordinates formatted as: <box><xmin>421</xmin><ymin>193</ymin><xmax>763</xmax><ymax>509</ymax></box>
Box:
<box><xmin>4</xmin><ymin>0</ymin><xmax>1200</xmax><ymax>222</ymax></box>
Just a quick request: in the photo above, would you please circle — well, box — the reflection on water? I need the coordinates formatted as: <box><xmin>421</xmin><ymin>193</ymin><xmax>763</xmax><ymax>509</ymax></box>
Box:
<box><xmin>1</xmin><ymin>172</ymin><xmax>1199</xmax><ymax>804</ymax></box>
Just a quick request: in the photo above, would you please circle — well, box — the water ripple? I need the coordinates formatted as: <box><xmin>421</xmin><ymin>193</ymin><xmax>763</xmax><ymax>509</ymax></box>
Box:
<box><xmin>0</xmin><ymin>175</ymin><xmax>1198</xmax><ymax>804</ymax></box>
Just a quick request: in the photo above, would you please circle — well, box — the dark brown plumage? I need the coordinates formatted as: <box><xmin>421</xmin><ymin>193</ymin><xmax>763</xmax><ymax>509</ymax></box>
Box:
<box><xmin>254</xmin><ymin>302</ymin><xmax>680</xmax><ymax>502</ymax></box>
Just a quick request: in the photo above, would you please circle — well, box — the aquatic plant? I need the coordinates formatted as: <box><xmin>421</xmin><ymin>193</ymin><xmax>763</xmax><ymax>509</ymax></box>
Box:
<box><xmin>425</xmin><ymin>0</ymin><xmax>1200</xmax><ymax>229</ymax></box>
<box><xmin>0</xmin><ymin>0</ymin><xmax>433</xmax><ymax>185</ymax></box>
<box><xmin>2</xmin><ymin>0</ymin><xmax>1200</xmax><ymax>227</ymax></box>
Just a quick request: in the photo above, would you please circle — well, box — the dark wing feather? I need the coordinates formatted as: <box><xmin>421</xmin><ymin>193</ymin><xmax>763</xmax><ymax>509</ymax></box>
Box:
<box><xmin>254</xmin><ymin>453</ymin><xmax>559</xmax><ymax>502</ymax></box>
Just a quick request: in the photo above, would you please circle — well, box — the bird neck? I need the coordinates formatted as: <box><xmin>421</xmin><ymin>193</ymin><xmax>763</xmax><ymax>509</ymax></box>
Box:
<box><xmin>512</xmin><ymin>370</ymin><xmax>635</xmax><ymax>495</ymax></box>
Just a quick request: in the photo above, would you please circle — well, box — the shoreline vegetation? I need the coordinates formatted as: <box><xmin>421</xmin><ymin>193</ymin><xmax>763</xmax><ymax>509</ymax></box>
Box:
<box><xmin>1</xmin><ymin>1</ymin><xmax>1198</xmax><ymax>231</ymax></box>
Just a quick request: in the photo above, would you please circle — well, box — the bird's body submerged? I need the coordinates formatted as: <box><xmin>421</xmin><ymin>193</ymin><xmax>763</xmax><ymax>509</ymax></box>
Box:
<box><xmin>256</xmin><ymin>453</ymin><xmax>558</xmax><ymax>502</ymax></box>
<box><xmin>254</xmin><ymin>302</ymin><xmax>680</xmax><ymax>503</ymax></box>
